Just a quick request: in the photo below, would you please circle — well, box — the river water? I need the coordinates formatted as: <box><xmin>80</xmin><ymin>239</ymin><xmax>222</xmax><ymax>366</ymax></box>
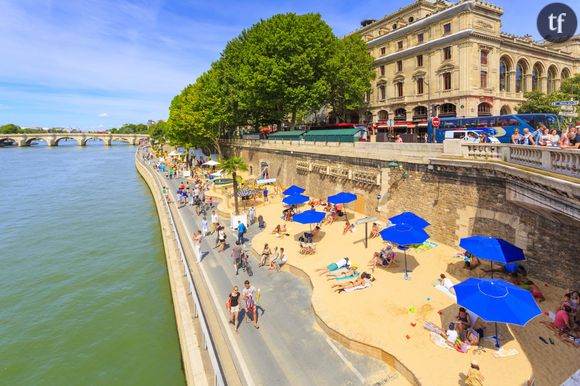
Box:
<box><xmin>0</xmin><ymin>141</ymin><xmax>185</xmax><ymax>385</ymax></box>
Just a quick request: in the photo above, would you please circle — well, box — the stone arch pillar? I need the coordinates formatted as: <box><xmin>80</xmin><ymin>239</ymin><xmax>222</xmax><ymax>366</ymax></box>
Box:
<box><xmin>539</xmin><ymin>75</ymin><xmax>547</xmax><ymax>93</ymax></box>
<box><xmin>104</xmin><ymin>138</ymin><xmax>112</xmax><ymax>146</ymax></box>
<box><xmin>524</xmin><ymin>74</ymin><xmax>532</xmax><ymax>93</ymax></box>
<box><xmin>507</xmin><ymin>70</ymin><xmax>516</xmax><ymax>93</ymax></box>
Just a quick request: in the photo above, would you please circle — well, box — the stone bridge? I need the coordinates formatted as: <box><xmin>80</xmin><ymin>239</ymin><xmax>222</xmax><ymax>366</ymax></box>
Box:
<box><xmin>0</xmin><ymin>133</ymin><xmax>149</xmax><ymax>146</ymax></box>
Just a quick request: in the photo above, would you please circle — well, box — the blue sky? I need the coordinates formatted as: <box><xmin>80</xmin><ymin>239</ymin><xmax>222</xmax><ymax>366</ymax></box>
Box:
<box><xmin>0</xmin><ymin>0</ymin><xmax>575</xmax><ymax>130</ymax></box>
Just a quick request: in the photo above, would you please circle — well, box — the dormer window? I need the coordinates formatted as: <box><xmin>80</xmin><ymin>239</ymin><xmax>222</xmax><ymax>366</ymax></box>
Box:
<box><xmin>408</xmin><ymin>16</ymin><xmax>414</xmax><ymax>23</ymax></box>
<box><xmin>392</xmin><ymin>24</ymin><xmax>397</xmax><ymax>30</ymax></box>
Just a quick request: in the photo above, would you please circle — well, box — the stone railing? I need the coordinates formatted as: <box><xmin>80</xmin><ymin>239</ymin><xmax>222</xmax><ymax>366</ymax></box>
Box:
<box><xmin>223</xmin><ymin>139</ymin><xmax>579</xmax><ymax>179</ymax></box>
<box><xmin>459</xmin><ymin>142</ymin><xmax>579</xmax><ymax>178</ymax></box>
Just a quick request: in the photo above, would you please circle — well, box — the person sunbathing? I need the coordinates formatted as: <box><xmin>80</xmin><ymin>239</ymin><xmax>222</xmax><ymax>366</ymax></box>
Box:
<box><xmin>272</xmin><ymin>224</ymin><xmax>287</xmax><ymax>238</ymax></box>
<box><xmin>369</xmin><ymin>223</ymin><xmax>380</xmax><ymax>238</ymax></box>
<box><xmin>324</xmin><ymin>210</ymin><xmax>336</xmax><ymax>225</ymax></box>
<box><xmin>326</xmin><ymin>265</ymin><xmax>358</xmax><ymax>280</ymax></box>
<box><xmin>301</xmin><ymin>226</ymin><xmax>321</xmax><ymax>243</ymax></box>
<box><xmin>332</xmin><ymin>272</ymin><xmax>372</xmax><ymax>293</ymax></box>
<box><xmin>315</xmin><ymin>257</ymin><xmax>350</xmax><ymax>276</ymax></box>
<box><xmin>324</xmin><ymin>202</ymin><xmax>332</xmax><ymax>212</ymax></box>
<box><xmin>342</xmin><ymin>220</ymin><xmax>354</xmax><ymax>234</ymax></box>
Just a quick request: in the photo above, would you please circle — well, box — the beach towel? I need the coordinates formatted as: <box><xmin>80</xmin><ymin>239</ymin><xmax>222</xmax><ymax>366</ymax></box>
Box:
<box><xmin>334</xmin><ymin>273</ymin><xmax>360</xmax><ymax>281</ymax></box>
<box><xmin>344</xmin><ymin>281</ymin><xmax>371</xmax><ymax>293</ymax></box>
<box><xmin>430</xmin><ymin>332</ymin><xmax>453</xmax><ymax>350</ymax></box>
<box><xmin>413</xmin><ymin>241</ymin><xmax>438</xmax><ymax>253</ymax></box>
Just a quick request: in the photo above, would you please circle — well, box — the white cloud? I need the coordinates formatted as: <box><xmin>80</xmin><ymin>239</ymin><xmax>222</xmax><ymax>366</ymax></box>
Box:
<box><xmin>98</xmin><ymin>112</ymin><xmax>109</xmax><ymax>117</ymax></box>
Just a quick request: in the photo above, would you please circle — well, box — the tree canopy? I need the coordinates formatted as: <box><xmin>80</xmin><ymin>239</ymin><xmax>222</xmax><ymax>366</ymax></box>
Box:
<box><xmin>516</xmin><ymin>74</ymin><xmax>580</xmax><ymax>120</ymax></box>
<box><xmin>165</xmin><ymin>12</ymin><xmax>375</xmax><ymax>152</ymax></box>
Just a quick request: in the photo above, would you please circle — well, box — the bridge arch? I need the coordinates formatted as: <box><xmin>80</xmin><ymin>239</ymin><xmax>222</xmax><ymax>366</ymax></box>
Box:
<box><xmin>25</xmin><ymin>137</ymin><xmax>50</xmax><ymax>146</ymax></box>
<box><xmin>0</xmin><ymin>137</ymin><xmax>18</xmax><ymax>146</ymax></box>
<box><xmin>82</xmin><ymin>137</ymin><xmax>107</xmax><ymax>146</ymax></box>
<box><xmin>54</xmin><ymin>137</ymin><xmax>80</xmax><ymax>146</ymax></box>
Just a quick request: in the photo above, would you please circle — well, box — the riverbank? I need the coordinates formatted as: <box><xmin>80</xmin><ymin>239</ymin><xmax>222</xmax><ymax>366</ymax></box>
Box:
<box><xmin>135</xmin><ymin>152</ymin><xmax>210</xmax><ymax>386</ymax></box>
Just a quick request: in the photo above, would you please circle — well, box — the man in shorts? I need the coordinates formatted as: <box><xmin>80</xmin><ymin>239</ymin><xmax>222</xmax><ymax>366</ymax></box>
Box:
<box><xmin>211</xmin><ymin>211</ymin><xmax>219</xmax><ymax>234</ymax></box>
<box><xmin>242</xmin><ymin>280</ymin><xmax>259</xmax><ymax>329</ymax></box>
<box><xmin>231</xmin><ymin>241</ymin><xmax>243</xmax><ymax>275</ymax></box>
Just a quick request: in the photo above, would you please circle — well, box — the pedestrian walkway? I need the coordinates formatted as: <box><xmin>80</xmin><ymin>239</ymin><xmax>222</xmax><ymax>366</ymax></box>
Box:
<box><xmin>160</xmin><ymin>169</ymin><xmax>402</xmax><ymax>385</ymax></box>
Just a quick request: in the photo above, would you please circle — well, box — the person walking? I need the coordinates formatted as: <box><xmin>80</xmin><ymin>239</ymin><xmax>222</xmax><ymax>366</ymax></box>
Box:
<box><xmin>242</xmin><ymin>280</ymin><xmax>259</xmax><ymax>329</ymax></box>
<box><xmin>249</xmin><ymin>206</ymin><xmax>256</xmax><ymax>225</ymax></box>
<box><xmin>211</xmin><ymin>211</ymin><xmax>219</xmax><ymax>234</ymax></box>
<box><xmin>192</xmin><ymin>230</ymin><xmax>202</xmax><ymax>262</ymax></box>
<box><xmin>237</xmin><ymin>221</ymin><xmax>246</xmax><ymax>244</ymax></box>
<box><xmin>201</xmin><ymin>216</ymin><xmax>209</xmax><ymax>237</ymax></box>
<box><xmin>226</xmin><ymin>286</ymin><xmax>241</xmax><ymax>334</ymax></box>
<box><xmin>231</xmin><ymin>241</ymin><xmax>243</xmax><ymax>275</ymax></box>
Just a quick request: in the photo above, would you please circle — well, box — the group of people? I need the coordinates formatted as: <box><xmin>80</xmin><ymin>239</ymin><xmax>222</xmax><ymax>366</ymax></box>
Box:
<box><xmin>511</xmin><ymin>124</ymin><xmax>580</xmax><ymax>148</ymax></box>
<box><xmin>314</xmin><ymin>258</ymin><xmax>374</xmax><ymax>293</ymax></box>
<box><xmin>258</xmin><ymin>243</ymin><xmax>287</xmax><ymax>272</ymax></box>
<box><xmin>553</xmin><ymin>290</ymin><xmax>580</xmax><ymax>339</ymax></box>
<box><xmin>226</xmin><ymin>280</ymin><xmax>260</xmax><ymax>334</ymax></box>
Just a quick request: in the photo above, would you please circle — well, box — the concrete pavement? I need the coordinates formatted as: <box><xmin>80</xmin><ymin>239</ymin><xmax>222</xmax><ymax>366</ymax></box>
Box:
<box><xmin>161</xmin><ymin>171</ymin><xmax>396</xmax><ymax>386</ymax></box>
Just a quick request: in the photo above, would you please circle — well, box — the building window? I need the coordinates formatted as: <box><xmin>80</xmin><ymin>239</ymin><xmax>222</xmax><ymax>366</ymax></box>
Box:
<box><xmin>440</xmin><ymin>103</ymin><xmax>457</xmax><ymax>117</ymax></box>
<box><xmin>478</xmin><ymin>103</ymin><xmax>492</xmax><ymax>116</ymax></box>
<box><xmin>380</xmin><ymin>65</ymin><xmax>385</xmax><ymax>76</ymax></box>
<box><xmin>394</xmin><ymin>108</ymin><xmax>407</xmax><ymax>122</ymax></box>
<box><xmin>480</xmin><ymin>71</ymin><xmax>488</xmax><ymax>89</ymax></box>
<box><xmin>397</xmin><ymin>41</ymin><xmax>403</xmax><ymax>50</ymax></box>
<box><xmin>417</xmin><ymin>54</ymin><xmax>423</xmax><ymax>67</ymax></box>
<box><xmin>417</xmin><ymin>78</ymin><xmax>424</xmax><ymax>95</ymax></box>
<box><xmin>392</xmin><ymin>24</ymin><xmax>397</xmax><ymax>30</ymax></box>
<box><xmin>532</xmin><ymin>64</ymin><xmax>542</xmax><ymax>91</ymax></box>
<box><xmin>443</xmin><ymin>23</ymin><xmax>451</xmax><ymax>34</ymax></box>
<box><xmin>443</xmin><ymin>46</ymin><xmax>451</xmax><ymax>60</ymax></box>
<box><xmin>417</xmin><ymin>33</ymin><xmax>424</xmax><ymax>43</ymax></box>
<box><xmin>379</xmin><ymin>85</ymin><xmax>386</xmax><ymax>100</ymax></box>
<box><xmin>516</xmin><ymin>62</ymin><xmax>526</xmax><ymax>93</ymax></box>
<box><xmin>499</xmin><ymin>59</ymin><xmax>510</xmax><ymax>91</ymax></box>
<box><xmin>397</xmin><ymin>60</ymin><xmax>403</xmax><ymax>72</ymax></box>
<box><xmin>396</xmin><ymin>82</ymin><xmax>404</xmax><ymax>97</ymax></box>
<box><xmin>443</xmin><ymin>72</ymin><xmax>452</xmax><ymax>90</ymax></box>
<box><xmin>380</xmin><ymin>47</ymin><xmax>386</xmax><ymax>56</ymax></box>
<box><xmin>378</xmin><ymin>110</ymin><xmax>388</xmax><ymax>122</ymax></box>
<box><xmin>408</xmin><ymin>16</ymin><xmax>414</xmax><ymax>23</ymax></box>
<box><xmin>413</xmin><ymin>106</ymin><xmax>428</xmax><ymax>120</ymax></box>
<box><xmin>480</xmin><ymin>50</ymin><xmax>488</xmax><ymax>65</ymax></box>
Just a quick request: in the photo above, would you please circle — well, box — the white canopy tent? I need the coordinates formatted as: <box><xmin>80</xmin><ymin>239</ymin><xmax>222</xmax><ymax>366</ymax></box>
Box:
<box><xmin>203</xmin><ymin>160</ymin><xmax>219</xmax><ymax>166</ymax></box>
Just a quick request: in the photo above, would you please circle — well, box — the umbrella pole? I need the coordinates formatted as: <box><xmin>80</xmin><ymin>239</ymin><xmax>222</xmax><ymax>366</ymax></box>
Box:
<box><xmin>495</xmin><ymin>322</ymin><xmax>500</xmax><ymax>348</ymax></box>
<box><xmin>490</xmin><ymin>261</ymin><xmax>493</xmax><ymax>279</ymax></box>
<box><xmin>365</xmin><ymin>222</ymin><xmax>368</xmax><ymax>249</ymax></box>
<box><xmin>404</xmin><ymin>249</ymin><xmax>409</xmax><ymax>280</ymax></box>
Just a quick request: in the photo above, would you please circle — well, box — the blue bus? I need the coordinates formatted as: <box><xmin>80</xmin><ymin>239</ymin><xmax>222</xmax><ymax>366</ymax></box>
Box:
<box><xmin>428</xmin><ymin>113</ymin><xmax>563</xmax><ymax>143</ymax></box>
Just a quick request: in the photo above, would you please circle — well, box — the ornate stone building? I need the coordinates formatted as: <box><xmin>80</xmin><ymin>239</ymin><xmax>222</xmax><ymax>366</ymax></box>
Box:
<box><xmin>354</xmin><ymin>0</ymin><xmax>580</xmax><ymax>125</ymax></box>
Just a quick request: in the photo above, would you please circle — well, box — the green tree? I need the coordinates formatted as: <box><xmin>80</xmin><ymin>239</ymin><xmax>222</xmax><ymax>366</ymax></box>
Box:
<box><xmin>220</xmin><ymin>13</ymin><xmax>336</xmax><ymax>129</ymax></box>
<box><xmin>219</xmin><ymin>157</ymin><xmax>248</xmax><ymax>215</ymax></box>
<box><xmin>516</xmin><ymin>91</ymin><xmax>561</xmax><ymax>114</ymax></box>
<box><xmin>326</xmin><ymin>34</ymin><xmax>375</xmax><ymax>122</ymax></box>
<box><xmin>167</xmin><ymin>84</ymin><xmax>204</xmax><ymax>149</ymax></box>
<box><xmin>560</xmin><ymin>74</ymin><xmax>580</xmax><ymax>100</ymax></box>
<box><xmin>0</xmin><ymin>124</ymin><xmax>21</xmax><ymax>134</ymax></box>
<box><xmin>148</xmin><ymin>120</ymin><xmax>168</xmax><ymax>143</ymax></box>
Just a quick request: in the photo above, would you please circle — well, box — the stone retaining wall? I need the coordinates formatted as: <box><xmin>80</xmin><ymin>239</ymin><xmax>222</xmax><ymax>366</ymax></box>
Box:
<box><xmin>228</xmin><ymin>146</ymin><xmax>579</xmax><ymax>289</ymax></box>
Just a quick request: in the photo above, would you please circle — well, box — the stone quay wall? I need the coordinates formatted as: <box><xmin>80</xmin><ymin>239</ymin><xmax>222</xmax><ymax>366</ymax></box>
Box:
<box><xmin>225</xmin><ymin>145</ymin><xmax>579</xmax><ymax>289</ymax></box>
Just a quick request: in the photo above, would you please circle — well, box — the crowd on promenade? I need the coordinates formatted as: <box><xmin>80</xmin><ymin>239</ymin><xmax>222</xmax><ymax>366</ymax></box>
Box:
<box><xmin>510</xmin><ymin>124</ymin><xmax>580</xmax><ymax>148</ymax></box>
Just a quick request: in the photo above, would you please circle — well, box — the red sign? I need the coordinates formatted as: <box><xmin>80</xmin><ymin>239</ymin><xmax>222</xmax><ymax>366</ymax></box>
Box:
<box><xmin>432</xmin><ymin>117</ymin><xmax>440</xmax><ymax>127</ymax></box>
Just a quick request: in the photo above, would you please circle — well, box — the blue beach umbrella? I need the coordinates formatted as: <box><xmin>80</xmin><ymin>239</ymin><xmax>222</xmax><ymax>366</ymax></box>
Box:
<box><xmin>282</xmin><ymin>194</ymin><xmax>309</xmax><ymax>205</ymax></box>
<box><xmin>327</xmin><ymin>192</ymin><xmax>357</xmax><ymax>204</ymax></box>
<box><xmin>389</xmin><ymin>211</ymin><xmax>430</xmax><ymax>229</ymax></box>
<box><xmin>459</xmin><ymin>236</ymin><xmax>525</xmax><ymax>278</ymax></box>
<box><xmin>283</xmin><ymin>185</ymin><xmax>305</xmax><ymax>196</ymax></box>
<box><xmin>293</xmin><ymin>209</ymin><xmax>326</xmax><ymax>225</ymax></box>
<box><xmin>380</xmin><ymin>223</ymin><xmax>430</xmax><ymax>280</ymax></box>
<box><xmin>454</xmin><ymin>278</ymin><xmax>542</xmax><ymax>347</ymax></box>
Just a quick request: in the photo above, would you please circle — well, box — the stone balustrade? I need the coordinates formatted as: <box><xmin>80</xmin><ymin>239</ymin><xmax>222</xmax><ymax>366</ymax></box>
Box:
<box><xmin>459</xmin><ymin>142</ymin><xmax>579</xmax><ymax>178</ymax></box>
<box><xmin>224</xmin><ymin>138</ymin><xmax>580</xmax><ymax>179</ymax></box>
